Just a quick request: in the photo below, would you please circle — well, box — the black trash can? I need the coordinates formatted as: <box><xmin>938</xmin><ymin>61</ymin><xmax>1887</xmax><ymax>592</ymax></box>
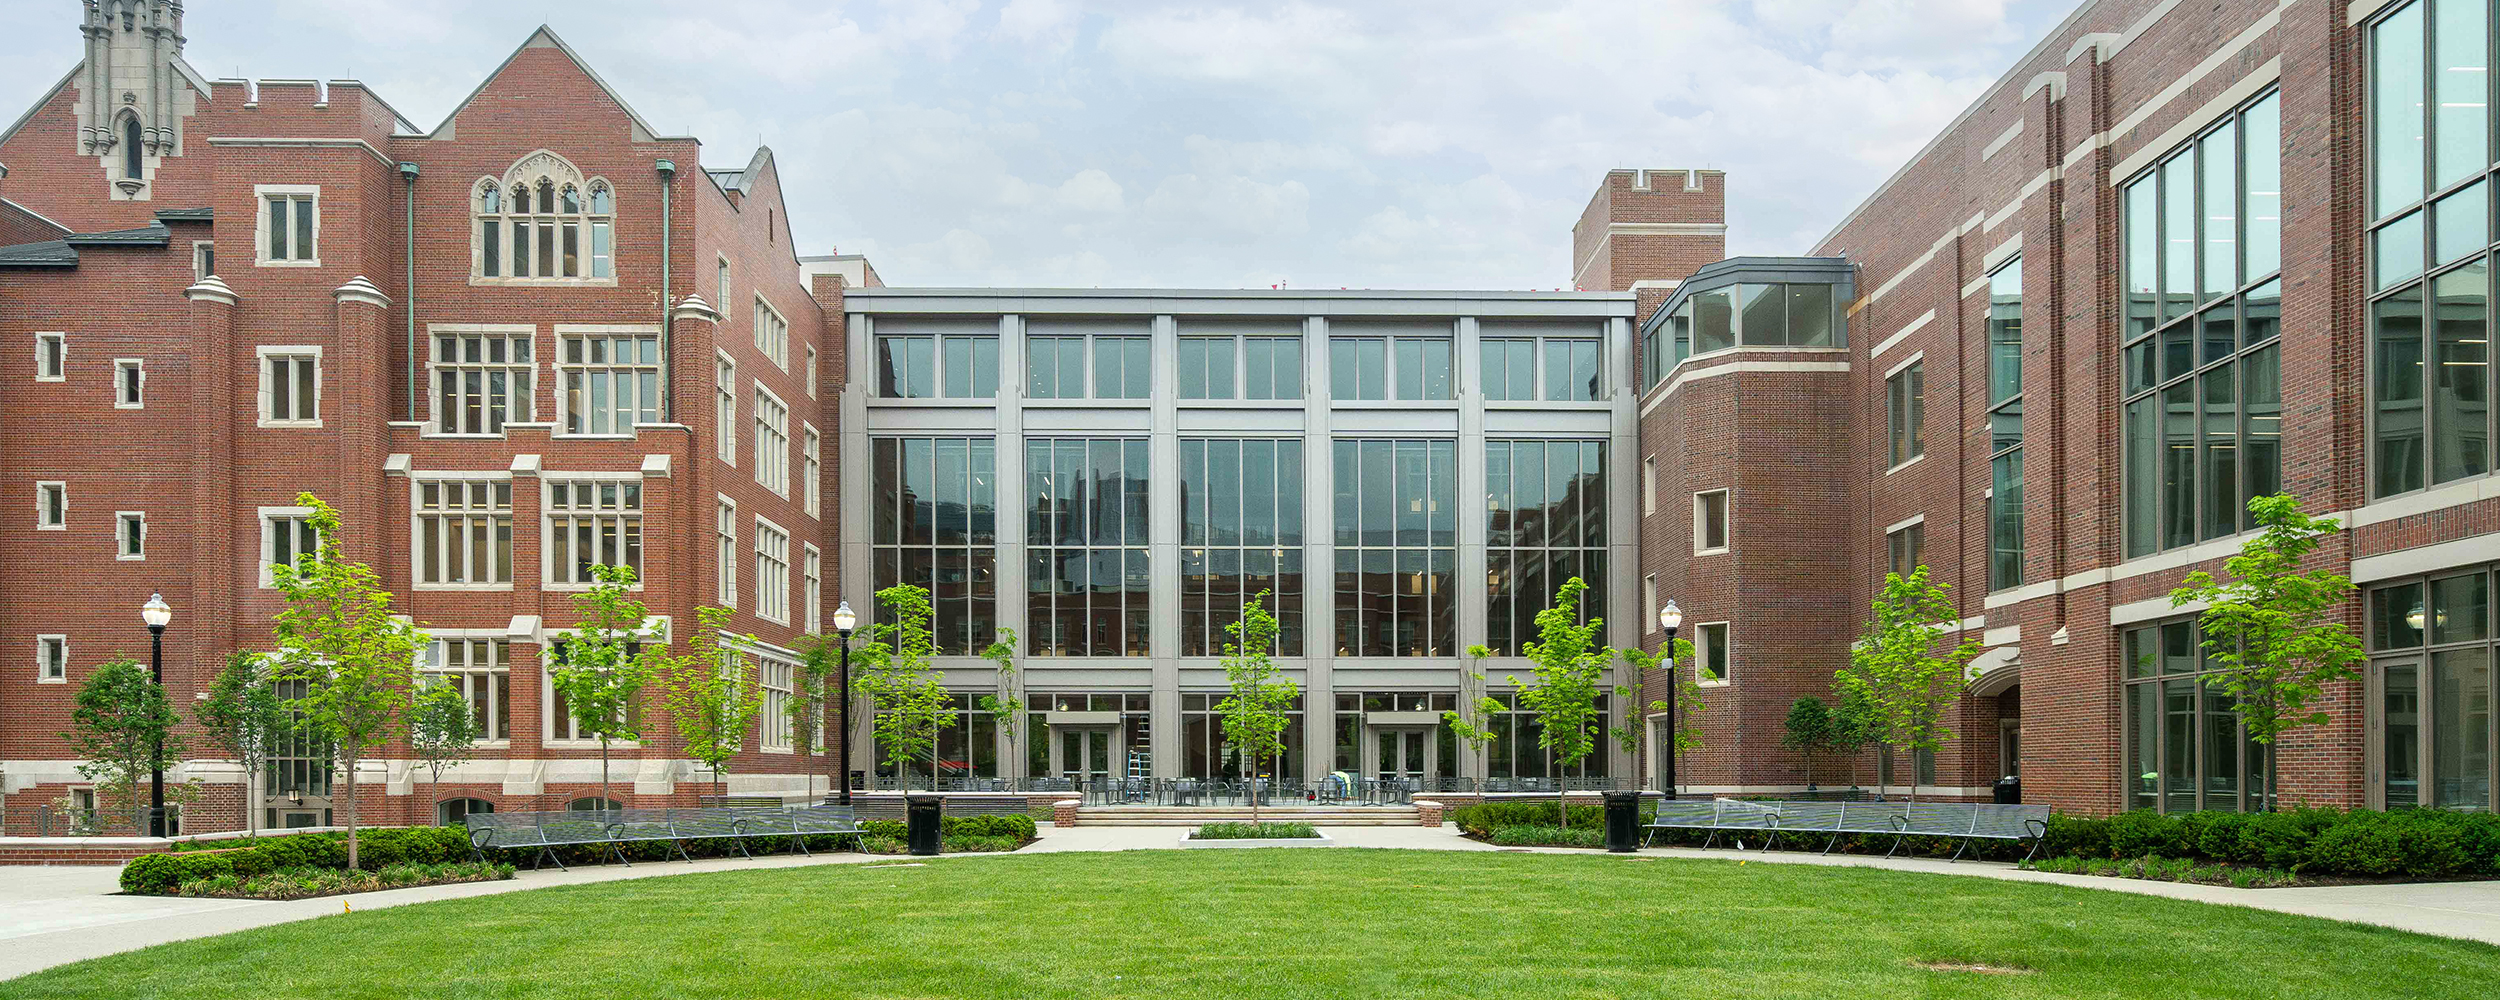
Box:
<box><xmin>1601</xmin><ymin>790</ymin><xmax>1642</xmax><ymax>853</ymax></box>
<box><xmin>1992</xmin><ymin>776</ymin><xmax>2021</xmax><ymax>804</ymax></box>
<box><xmin>906</xmin><ymin>795</ymin><xmax>943</xmax><ymax>856</ymax></box>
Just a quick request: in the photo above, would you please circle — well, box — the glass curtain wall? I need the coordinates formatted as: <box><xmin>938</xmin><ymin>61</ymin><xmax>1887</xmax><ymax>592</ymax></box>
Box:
<box><xmin>1485</xmin><ymin>439</ymin><xmax>1607</xmax><ymax>654</ymax></box>
<box><xmin>1180</xmin><ymin>438</ymin><xmax>1306</xmax><ymax>655</ymax></box>
<box><xmin>870</xmin><ymin>438</ymin><xmax>998</xmax><ymax>654</ymax></box>
<box><xmin>1181</xmin><ymin>694</ymin><xmax>1307</xmax><ymax>780</ymax></box>
<box><xmin>1027</xmin><ymin>439</ymin><xmax>1151</xmax><ymax>656</ymax></box>
<box><xmin>2121</xmin><ymin>621</ymin><xmax>2274</xmax><ymax>812</ymax></box>
<box><xmin>1988</xmin><ymin>257</ymin><xmax>2026</xmax><ymax>590</ymax></box>
<box><xmin>1332</xmin><ymin>439</ymin><xmax>1458</xmax><ymax>656</ymax></box>
<box><xmin>2369</xmin><ymin>567</ymin><xmax>2495</xmax><ymax>811</ymax></box>
<box><xmin>1486</xmin><ymin>691</ymin><xmax>1611</xmax><ymax>779</ymax></box>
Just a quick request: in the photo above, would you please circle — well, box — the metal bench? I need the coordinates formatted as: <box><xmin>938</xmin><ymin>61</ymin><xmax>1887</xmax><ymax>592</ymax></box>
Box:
<box><xmin>1695</xmin><ymin>799</ymin><xmax>2052</xmax><ymax>863</ymax></box>
<box><xmin>467</xmin><ymin>805</ymin><xmax>869</xmax><ymax>870</ymax></box>
<box><xmin>465</xmin><ymin>811</ymin><xmax>622</xmax><ymax>871</ymax></box>
<box><xmin>1640</xmin><ymin>799</ymin><xmax>1780</xmax><ymax>850</ymax></box>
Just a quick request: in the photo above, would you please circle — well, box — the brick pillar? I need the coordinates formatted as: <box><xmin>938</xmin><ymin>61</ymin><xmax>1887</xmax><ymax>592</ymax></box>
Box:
<box><xmin>1053</xmin><ymin>799</ymin><xmax>1079</xmax><ymax>827</ymax></box>
<box><xmin>670</xmin><ymin>294</ymin><xmax>722</xmax><ymax>620</ymax></box>
<box><xmin>330</xmin><ymin>277</ymin><xmax>394</xmax><ymax>563</ymax></box>
<box><xmin>183</xmin><ymin>276</ymin><xmax>239</xmax><ymax>674</ymax></box>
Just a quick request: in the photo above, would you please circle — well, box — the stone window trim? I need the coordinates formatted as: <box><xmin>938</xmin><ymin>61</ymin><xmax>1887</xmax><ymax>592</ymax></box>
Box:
<box><xmin>715</xmin><ymin>256</ymin><xmax>732</xmax><ymax>322</ymax></box>
<box><xmin>116</xmin><ymin>511</ymin><xmax>146</xmax><ymax>560</ymax></box>
<box><xmin>411</xmin><ymin>475</ymin><xmax>516</xmax><ymax>592</ymax></box>
<box><xmin>37</xmin><ymin>634</ymin><xmax>68</xmax><ymax>684</ymax></box>
<box><xmin>541</xmin><ymin>473</ymin><xmax>645</xmax><ymax>592</ymax></box>
<box><xmin>754</xmin><ymin>293</ymin><xmax>790</xmax><ymax>371</ymax></box>
<box><xmin>1884</xmin><ymin>351</ymin><xmax>1926</xmax><ymax>473</ymax></box>
<box><xmin>191</xmin><ymin>241</ymin><xmax>214</xmax><ymax>281</ymax></box>
<box><xmin>468</xmin><ymin>153</ymin><xmax>616</xmax><ymax>285</ymax></box>
<box><xmin>253</xmin><ymin>184</ymin><xmax>320</xmax><ymax>267</ymax></box>
<box><xmin>716</xmin><ymin>350</ymin><xmax>739</xmax><ymax>465</ymax></box>
<box><xmin>34</xmin><ymin>331</ymin><xmax>65</xmax><ymax>382</ymax></box>
<box><xmin>417</xmin><ymin>629</ymin><xmax>516</xmax><ymax>746</ymax></box>
<box><xmin>1692</xmin><ymin>488</ymin><xmax>1731</xmax><ymax>556</ymax></box>
<box><xmin>1641</xmin><ymin>455</ymin><xmax>1657</xmax><ymax>516</ymax></box>
<box><xmin>802</xmin><ymin>423</ymin><xmax>822</xmax><ymax>519</ymax></box>
<box><xmin>757</xmin><ymin>651</ymin><xmax>796</xmax><ymax>752</ymax></box>
<box><xmin>754</xmin><ymin>514</ymin><xmax>791</xmax><ymax>626</ymax></box>
<box><xmin>543</xmin><ymin>620</ymin><xmax>662</xmax><ymax>749</ymax></box>
<box><xmin>716</xmin><ymin>495</ymin><xmax>739</xmax><ymax>609</ymax></box>
<box><xmin>258</xmin><ymin>504</ymin><xmax>317</xmax><ymax>589</ymax></box>
<box><xmin>425</xmin><ymin>325</ymin><xmax>537</xmax><ymax>438</ymax></box>
<box><xmin>803</xmin><ymin>543</ymin><xmax>824</xmax><ymax>634</ymax></box>
<box><xmin>36</xmin><ymin>481</ymin><xmax>66</xmax><ymax>530</ymax></box>
<box><xmin>552</xmin><ymin>325</ymin><xmax>663</xmax><ymax>439</ymax></box>
<box><xmin>805</xmin><ymin>344</ymin><xmax>820</xmax><ymax>399</ymax></box>
<box><xmin>754</xmin><ymin>383</ymin><xmax>790</xmax><ymax>497</ymax></box>
<box><xmin>1694</xmin><ymin>620</ymin><xmax>1733</xmax><ymax>687</ymax></box>
<box><xmin>255</xmin><ymin>345</ymin><xmax>323</xmax><ymax>428</ymax></box>
<box><xmin>112</xmin><ymin>358</ymin><xmax>143</xmax><ymax>409</ymax></box>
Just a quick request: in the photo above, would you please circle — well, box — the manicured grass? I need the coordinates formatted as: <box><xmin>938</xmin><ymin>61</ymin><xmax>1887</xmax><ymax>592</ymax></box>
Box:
<box><xmin>7</xmin><ymin>851</ymin><xmax>2497</xmax><ymax>999</ymax></box>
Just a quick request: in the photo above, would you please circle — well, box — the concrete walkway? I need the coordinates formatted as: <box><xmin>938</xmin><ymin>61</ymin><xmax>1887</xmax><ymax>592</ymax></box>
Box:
<box><xmin>3</xmin><ymin>824</ymin><xmax>2494</xmax><ymax>981</ymax></box>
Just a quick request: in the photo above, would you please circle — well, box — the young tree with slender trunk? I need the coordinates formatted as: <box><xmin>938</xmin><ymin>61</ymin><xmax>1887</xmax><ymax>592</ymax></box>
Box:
<box><xmin>1450</xmin><ymin>578</ymin><xmax>1617</xmax><ymax>826</ymax></box>
<box><xmin>408</xmin><ymin>679</ymin><xmax>481</xmax><ymax>792</ymax></box>
<box><xmin>857</xmin><ymin>585</ymin><xmax>955</xmax><ymax>788</ymax></box>
<box><xmin>64</xmin><ymin>659</ymin><xmax>185</xmax><ymax>833</ymax></box>
<box><xmin>1215</xmin><ymin>591</ymin><xmax>1295</xmax><ymax>825</ymax></box>
<box><xmin>1835</xmin><ymin>565</ymin><xmax>1982</xmax><ymax>802</ymax></box>
<box><xmin>553</xmin><ymin>563</ymin><xmax>661</xmax><ymax>809</ymax></box>
<box><xmin>1781</xmin><ymin>695</ymin><xmax>1838</xmax><ymax>787</ymax></box>
<box><xmin>792</xmin><ymin>635</ymin><xmax>833</xmax><ymax>802</ymax></box>
<box><xmin>194</xmin><ymin>651</ymin><xmax>285</xmax><ymax>835</ymax></box>
<box><xmin>662</xmin><ymin>606</ymin><xmax>761</xmax><ymax>799</ymax></box>
<box><xmin>270</xmin><ymin>493</ymin><xmax>423</xmax><ymax>869</ymax></box>
<box><xmin>1616</xmin><ymin>637</ymin><xmax>1694</xmax><ymax>794</ymax></box>
<box><xmin>2168</xmin><ymin>493</ymin><xmax>2365</xmax><ymax>811</ymax></box>
<box><xmin>978</xmin><ymin>627</ymin><xmax>1025</xmax><ymax>784</ymax></box>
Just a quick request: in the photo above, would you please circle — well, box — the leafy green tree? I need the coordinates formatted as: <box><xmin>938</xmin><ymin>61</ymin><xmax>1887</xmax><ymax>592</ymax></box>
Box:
<box><xmin>553</xmin><ymin>562</ymin><xmax>661</xmax><ymax>808</ymax></box>
<box><xmin>270</xmin><ymin>493</ymin><xmax>424</xmax><ymax>869</ymax></box>
<box><xmin>1615</xmin><ymin>638</ymin><xmax>1694</xmax><ymax>792</ymax></box>
<box><xmin>63</xmin><ymin>659</ymin><xmax>185</xmax><ymax>832</ymax></box>
<box><xmin>793</xmin><ymin>634</ymin><xmax>835</xmax><ymax>800</ymax></box>
<box><xmin>662</xmin><ymin>605</ymin><xmax>761</xmax><ymax>798</ymax></box>
<box><xmin>1450</xmin><ymin>578</ymin><xmax>1616</xmax><ymax>825</ymax></box>
<box><xmin>1781</xmin><ymin>696</ymin><xmax>1837</xmax><ymax>786</ymax></box>
<box><xmin>194</xmin><ymin>651</ymin><xmax>285</xmax><ymax>834</ymax></box>
<box><xmin>1829</xmin><ymin>683</ymin><xmax>1881</xmax><ymax>789</ymax></box>
<box><xmin>407</xmin><ymin>678</ymin><xmax>481</xmax><ymax>789</ymax></box>
<box><xmin>1215</xmin><ymin>591</ymin><xmax>1296</xmax><ymax>824</ymax></box>
<box><xmin>1835</xmin><ymin>565</ymin><xmax>1981</xmax><ymax>802</ymax></box>
<box><xmin>2169</xmin><ymin>493</ymin><xmax>2365</xmax><ymax>811</ymax></box>
<box><xmin>858</xmin><ymin>585</ymin><xmax>956</xmax><ymax>787</ymax></box>
<box><xmin>978</xmin><ymin>627</ymin><xmax>1025</xmax><ymax>780</ymax></box>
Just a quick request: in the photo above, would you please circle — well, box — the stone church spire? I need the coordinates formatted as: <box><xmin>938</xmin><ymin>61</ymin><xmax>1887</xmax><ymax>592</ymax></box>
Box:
<box><xmin>77</xmin><ymin>0</ymin><xmax>190</xmax><ymax>199</ymax></box>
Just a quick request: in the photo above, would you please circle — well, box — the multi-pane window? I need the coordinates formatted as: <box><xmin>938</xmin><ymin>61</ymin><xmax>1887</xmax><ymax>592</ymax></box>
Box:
<box><xmin>716</xmin><ymin>355</ymin><xmax>738</xmax><ymax>463</ymax></box>
<box><xmin>1641</xmin><ymin>311</ymin><xmax>1672</xmax><ymax>390</ymax></box>
<box><xmin>760</xmin><ymin>656</ymin><xmax>795</xmax><ymax>750</ymax></box>
<box><xmin>1887</xmin><ymin>520</ymin><xmax>1925</xmax><ymax>580</ymax></box>
<box><xmin>1692</xmin><ymin>488</ymin><xmax>1729</xmax><ymax>554</ymax></box>
<box><xmin>262</xmin><ymin>510</ymin><xmax>318</xmax><ymax>585</ymax></box>
<box><xmin>260</xmin><ymin>352</ymin><xmax>318</xmax><ymax>424</ymax></box>
<box><xmin>420</xmin><ymin>638</ymin><xmax>511</xmax><ymax>742</ymax></box>
<box><xmin>2368</xmin><ymin>566</ymin><xmax>2495</xmax><ymax>811</ymax></box>
<box><xmin>754</xmin><ymin>296</ymin><xmax>790</xmax><ymax>370</ymax></box>
<box><xmin>431</xmin><ymin>332</ymin><xmax>533</xmax><ymax>434</ymax></box>
<box><xmin>717</xmin><ymin>498</ymin><xmax>739</xmax><ymax>608</ymax></box>
<box><xmin>1886</xmin><ymin>360</ymin><xmax>1925</xmax><ymax>467</ymax></box>
<box><xmin>804</xmin><ymin>545</ymin><xmax>823</xmax><ymax>633</ymax></box>
<box><xmin>547</xmin><ymin>480</ymin><xmax>642</xmax><ymax>584</ymax></box>
<box><xmin>34</xmin><ymin>331</ymin><xmax>63</xmax><ymax>381</ymax></box>
<box><xmin>36</xmin><ymin>482</ymin><xmax>64</xmax><ymax>529</ymax></box>
<box><xmin>2122</xmin><ymin>91</ymin><xmax>2283</xmax><ymax>555</ymax></box>
<box><xmin>558</xmin><ymin>332</ymin><xmax>663</xmax><ymax>435</ymax></box>
<box><xmin>1329</xmin><ymin>325</ymin><xmax>1452</xmax><ymax>401</ymax></box>
<box><xmin>472</xmin><ymin>164</ymin><xmax>612</xmax><ymax>280</ymax></box>
<box><xmin>547</xmin><ymin>640</ymin><xmax>642</xmax><ymax>743</ymax></box>
<box><xmin>1487</xmin><ymin>440</ymin><xmax>1606</xmax><ymax>655</ymax></box>
<box><xmin>415</xmin><ymin>480</ymin><xmax>513</xmax><ymax>586</ymax></box>
<box><xmin>37</xmin><ymin>635</ymin><xmax>67</xmax><ymax>682</ymax></box>
<box><xmin>1695</xmin><ymin>622</ymin><xmax>1731</xmax><ymax>683</ymax></box>
<box><xmin>755</xmin><ymin>387</ymin><xmax>789</xmax><ymax>495</ymax></box>
<box><xmin>1665</xmin><ymin>282</ymin><xmax>1842</xmax><ymax>361</ymax></box>
<box><xmin>877</xmin><ymin>325</ymin><xmax>999</xmax><ymax>399</ymax></box>
<box><xmin>1988</xmin><ymin>257</ymin><xmax>2025</xmax><ymax>590</ymax></box>
<box><xmin>1026</xmin><ymin>438</ymin><xmax>1150</xmax><ymax>656</ymax></box>
<box><xmin>1180</xmin><ymin>438</ymin><xmax>1306</xmax><ymax>656</ymax></box>
<box><xmin>116</xmin><ymin>512</ymin><xmax>144</xmax><ymax>559</ymax></box>
<box><xmin>1179</xmin><ymin>328</ymin><xmax>1303</xmax><ymax>400</ymax></box>
<box><xmin>2370</xmin><ymin>1</ymin><xmax>2498</xmax><ymax>498</ymax></box>
<box><xmin>1334</xmin><ymin>438</ymin><xmax>1458</xmax><ymax>656</ymax></box>
<box><xmin>803</xmin><ymin>426</ymin><xmax>822</xmax><ymax>517</ymax></box>
<box><xmin>1480</xmin><ymin>325</ymin><xmax>1603</xmax><ymax>402</ymax></box>
<box><xmin>873</xmin><ymin>438</ymin><xmax>1000</xmax><ymax>655</ymax></box>
<box><xmin>1192</xmin><ymin>692</ymin><xmax>1310</xmax><ymax>780</ymax></box>
<box><xmin>717</xmin><ymin>259</ymin><xmax>731</xmax><ymax>314</ymax></box>
<box><xmin>1028</xmin><ymin>330</ymin><xmax>1150</xmax><ymax>400</ymax></box>
<box><xmin>2122</xmin><ymin>620</ymin><xmax>2275</xmax><ymax>813</ymax></box>
<box><xmin>805</xmin><ymin>345</ymin><xmax>819</xmax><ymax>399</ymax></box>
<box><xmin>755</xmin><ymin>517</ymin><xmax>790</xmax><ymax>625</ymax></box>
<box><xmin>260</xmin><ymin>189</ymin><xmax>316</xmax><ymax>263</ymax></box>
<box><xmin>114</xmin><ymin>359</ymin><xmax>142</xmax><ymax>408</ymax></box>
<box><xmin>1485</xmin><ymin>691</ymin><xmax>1610</xmax><ymax>779</ymax></box>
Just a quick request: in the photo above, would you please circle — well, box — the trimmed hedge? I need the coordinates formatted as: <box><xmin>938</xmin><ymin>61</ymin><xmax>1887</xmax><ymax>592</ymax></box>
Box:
<box><xmin>1447</xmin><ymin>801</ymin><xmax>1631</xmax><ymax>836</ymax></box>
<box><xmin>126</xmin><ymin>827</ymin><xmax>476</xmax><ymax>893</ymax></box>
<box><xmin>857</xmin><ymin>814</ymin><xmax>1039</xmax><ymax>842</ymax></box>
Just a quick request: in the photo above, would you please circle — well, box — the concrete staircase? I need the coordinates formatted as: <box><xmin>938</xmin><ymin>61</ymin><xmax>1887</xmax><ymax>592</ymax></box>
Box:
<box><xmin>1076</xmin><ymin>805</ymin><xmax>1421</xmax><ymax>827</ymax></box>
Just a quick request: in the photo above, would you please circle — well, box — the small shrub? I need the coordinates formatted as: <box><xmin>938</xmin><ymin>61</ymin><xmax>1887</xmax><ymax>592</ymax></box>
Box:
<box><xmin>1193</xmin><ymin>822</ymin><xmax>1320</xmax><ymax>840</ymax></box>
<box><xmin>1486</xmin><ymin>825</ymin><xmax>1605</xmax><ymax>848</ymax></box>
<box><xmin>943</xmin><ymin>834</ymin><xmax>1021</xmax><ymax>853</ymax></box>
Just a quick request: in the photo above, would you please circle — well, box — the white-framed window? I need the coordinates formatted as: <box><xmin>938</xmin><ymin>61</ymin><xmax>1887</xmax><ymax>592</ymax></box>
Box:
<box><xmin>545</xmin><ymin>631</ymin><xmax>652</xmax><ymax>746</ymax></box>
<box><xmin>259</xmin><ymin>506</ymin><xmax>319</xmax><ymax>588</ymax></box>
<box><xmin>36</xmin><ymin>481</ymin><xmax>65</xmax><ymax>529</ymax></box>
<box><xmin>556</xmin><ymin>328</ymin><xmax>662</xmax><ymax>436</ymax></box>
<box><xmin>192</xmin><ymin>241</ymin><xmax>214</xmax><ymax>280</ymax></box>
<box><xmin>113</xmin><ymin>358</ymin><xmax>143</xmax><ymax>408</ymax></box>
<box><xmin>805</xmin><ymin>344</ymin><xmax>819</xmax><ymax>399</ymax></box>
<box><xmin>1642</xmin><ymin>455</ymin><xmax>1657</xmax><ymax>516</ymax></box>
<box><xmin>1693</xmin><ymin>489</ymin><xmax>1730</xmax><ymax>555</ymax></box>
<box><xmin>715</xmin><ymin>257</ymin><xmax>731</xmax><ymax>317</ymax></box>
<box><xmin>420</xmin><ymin>635</ymin><xmax>511</xmax><ymax>742</ymax></box>
<box><xmin>415</xmin><ymin>479</ymin><xmax>513</xmax><ymax>587</ymax></box>
<box><xmin>754</xmin><ymin>294</ymin><xmax>789</xmax><ymax>370</ymax></box>
<box><xmin>803</xmin><ymin>543</ymin><xmax>823</xmax><ymax>633</ymax></box>
<box><xmin>754</xmin><ymin>516</ymin><xmax>790</xmax><ymax>625</ymax></box>
<box><xmin>759</xmin><ymin>654</ymin><xmax>794</xmax><ymax>751</ymax></box>
<box><xmin>472</xmin><ymin>154</ymin><xmax>612</xmax><ymax>282</ymax></box>
<box><xmin>802</xmin><ymin>425</ymin><xmax>821</xmax><ymax>517</ymax></box>
<box><xmin>255</xmin><ymin>185</ymin><xmax>319</xmax><ymax>265</ymax></box>
<box><xmin>755</xmin><ymin>386</ymin><xmax>789</xmax><ymax>495</ymax></box>
<box><xmin>115</xmin><ymin>511</ymin><xmax>145</xmax><ymax>560</ymax></box>
<box><xmin>430</xmin><ymin>328</ymin><xmax>534</xmax><ymax>435</ymax></box>
<box><xmin>716</xmin><ymin>496</ymin><xmax>738</xmax><ymax>607</ymax></box>
<box><xmin>257</xmin><ymin>347</ymin><xmax>320</xmax><ymax>426</ymax></box>
<box><xmin>34</xmin><ymin>331</ymin><xmax>64</xmax><ymax>381</ymax></box>
<box><xmin>546</xmin><ymin>479</ymin><xmax>642</xmax><ymax>586</ymax></box>
<box><xmin>1642</xmin><ymin>575</ymin><xmax>1658</xmax><ymax>637</ymax></box>
<box><xmin>1696</xmin><ymin>621</ymin><xmax>1732</xmax><ymax>685</ymax></box>
<box><xmin>36</xmin><ymin>635</ymin><xmax>67</xmax><ymax>683</ymax></box>
<box><xmin>716</xmin><ymin>352</ymin><xmax>738</xmax><ymax>463</ymax></box>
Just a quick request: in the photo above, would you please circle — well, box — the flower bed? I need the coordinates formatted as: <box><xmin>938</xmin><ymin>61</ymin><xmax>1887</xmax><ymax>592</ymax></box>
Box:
<box><xmin>175</xmin><ymin>861</ymin><xmax>514</xmax><ymax>900</ymax></box>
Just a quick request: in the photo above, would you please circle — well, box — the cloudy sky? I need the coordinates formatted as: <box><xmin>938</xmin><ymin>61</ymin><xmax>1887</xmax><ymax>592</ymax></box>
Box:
<box><xmin>5</xmin><ymin>0</ymin><xmax>2075</xmax><ymax>289</ymax></box>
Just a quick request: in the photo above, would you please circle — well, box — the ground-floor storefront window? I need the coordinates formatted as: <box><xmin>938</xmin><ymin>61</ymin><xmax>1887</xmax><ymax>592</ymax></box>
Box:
<box><xmin>2120</xmin><ymin>620</ymin><xmax>2272</xmax><ymax>813</ymax></box>
<box><xmin>2368</xmin><ymin>566</ymin><xmax>2494</xmax><ymax>811</ymax></box>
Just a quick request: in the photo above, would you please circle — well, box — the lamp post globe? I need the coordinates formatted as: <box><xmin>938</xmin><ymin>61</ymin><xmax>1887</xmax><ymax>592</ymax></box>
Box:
<box><xmin>141</xmin><ymin>593</ymin><xmax>172</xmax><ymax>836</ymax></box>
<box><xmin>1658</xmin><ymin>600</ymin><xmax>1681</xmax><ymax>802</ymax></box>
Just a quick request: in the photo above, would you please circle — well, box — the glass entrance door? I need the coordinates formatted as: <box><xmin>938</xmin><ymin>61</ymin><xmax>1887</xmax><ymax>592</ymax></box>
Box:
<box><xmin>1056</xmin><ymin>727</ymin><xmax>1116</xmax><ymax>785</ymax></box>
<box><xmin>1375</xmin><ymin>728</ymin><xmax>1429</xmax><ymax>781</ymax></box>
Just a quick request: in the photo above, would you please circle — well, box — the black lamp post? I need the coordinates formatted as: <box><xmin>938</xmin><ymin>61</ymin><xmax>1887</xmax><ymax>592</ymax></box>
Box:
<box><xmin>1658</xmin><ymin>600</ymin><xmax>1681</xmax><ymax>801</ymax></box>
<box><xmin>141</xmin><ymin>593</ymin><xmax>172</xmax><ymax>836</ymax></box>
<box><xmin>831</xmin><ymin>600</ymin><xmax>857</xmax><ymax>806</ymax></box>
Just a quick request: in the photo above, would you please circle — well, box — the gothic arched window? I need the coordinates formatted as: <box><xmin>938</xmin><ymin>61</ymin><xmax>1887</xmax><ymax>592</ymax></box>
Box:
<box><xmin>473</xmin><ymin>152</ymin><xmax>614</xmax><ymax>281</ymax></box>
<box><xmin>120</xmin><ymin>116</ymin><xmax>142</xmax><ymax>181</ymax></box>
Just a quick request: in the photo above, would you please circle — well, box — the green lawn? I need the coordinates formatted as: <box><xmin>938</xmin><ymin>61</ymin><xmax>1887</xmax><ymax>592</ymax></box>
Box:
<box><xmin>6</xmin><ymin>850</ymin><xmax>2496</xmax><ymax>999</ymax></box>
